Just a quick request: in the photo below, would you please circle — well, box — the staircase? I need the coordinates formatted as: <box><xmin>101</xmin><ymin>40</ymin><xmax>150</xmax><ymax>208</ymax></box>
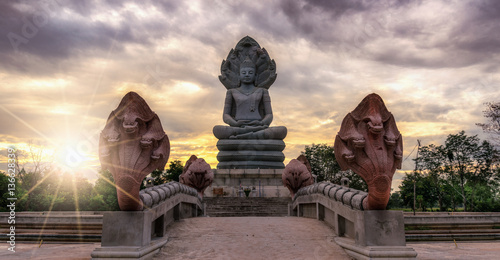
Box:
<box><xmin>404</xmin><ymin>212</ymin><xmax>500</xmax><ymax>242</ymax></box>
<box><xmin>0</xmin><ymin>211</ymin><xmax>102</xmax><ymax>243</ymax></box>
<box><xmin>203</xmin><ymin>197</ymin><xmax>291</xmax><ymax>217</ymax></box>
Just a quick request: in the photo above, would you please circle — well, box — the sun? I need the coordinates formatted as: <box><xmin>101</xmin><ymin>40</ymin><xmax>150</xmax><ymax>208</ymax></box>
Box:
<box><xmin>55</xmin><ymin>144</ymin><xmax>93</xmax><ymax>173</ymax></box>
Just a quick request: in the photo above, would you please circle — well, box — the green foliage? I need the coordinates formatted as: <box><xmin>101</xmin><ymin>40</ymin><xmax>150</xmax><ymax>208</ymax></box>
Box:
<box><xmin>151</xmin><ymin>169</ymin><xmax>168</xmax><ymax>185</ymax></box>
<box><xmin>164</xmin><ymin>160</ymin><xmax>183</xmax><ymax>182</ymax></box>
<box><xmin>399</xmin><ymin>171</ymin><xmax>438</xmax><ymax>211</ymax></box>
<box><xmin>399</xmin><ymin>131</ymin><xmax>500</xmax><ymax>212</ymax></box>
<box><xmin>0</xmin><ymin>172</ymin><xmax>27</xmax><ymax>211</ymax></box>
<box><xmin>302</xmin><ymin>143</ymin><xmax>367</xmax><ymax>191</ymax></box>
<box><xmin>0</xmin><ymin>167</ymin><xmax>123</xmax><ymax>212</ymax></box>
<box><xmin>91</xmin><ymin>169</ymin><xmax>120</xmax><ymax>211</ymax></box>
<box><xmin>386</xmin><ymin>191</ymin><xmax>404</xmax><ymax>209</ymax></box>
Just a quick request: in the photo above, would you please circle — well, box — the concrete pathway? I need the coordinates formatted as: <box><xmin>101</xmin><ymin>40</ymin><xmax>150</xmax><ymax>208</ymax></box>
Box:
<box><xmin>154</xmin><ymin>217</ymin><xmax>350</xmax><ymax>260</ymax></box>
<box><xmin>409</xmin><ymin>241</ymin><xmax>500</xmax><ymax>260</ymax></box>
<box><xmin>2</xmin><ymin>217</ymin><xmax>500</xmax><ymax>259</ymax></box>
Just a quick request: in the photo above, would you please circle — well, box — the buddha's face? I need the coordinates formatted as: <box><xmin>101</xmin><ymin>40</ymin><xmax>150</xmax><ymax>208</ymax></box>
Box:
<box><xmin>239</xmin><ymin>67</ymin><xmax>256</xmax><ymax>84</ymax></box>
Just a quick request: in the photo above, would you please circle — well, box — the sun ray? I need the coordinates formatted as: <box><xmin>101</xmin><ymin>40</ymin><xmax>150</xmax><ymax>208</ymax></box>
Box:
<box><xmin>19</xmin><ymin>169</ymin><xmax>57</xmax><ymax>202</ymax></box>
<box><xmin>96</xmin><ymin>164</ymin><xmax>152</xmax><ymax>210</ymax></box>
<box><xmin>35</xmin><ymin>170</ymin><xmax>64</xmax><ymax>247</ymax></box>
<box><xmin>70</xmin><ymin>171</ymin><xmax>84</xmax><ymax>241</ymax></box>
<box><xmin>0</xmin><ymin>105</ymin><xmax>56</xmax><ymax>146</ymax></box>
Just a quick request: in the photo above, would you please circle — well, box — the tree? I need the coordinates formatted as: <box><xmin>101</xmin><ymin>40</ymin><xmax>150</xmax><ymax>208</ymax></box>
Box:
<box><xmin>415</xmin><ymin>144</ymin><xmax>449</xmax><ymax>211</ymax></box>
<box><xmin>164</xmin><ymin>160</ymin><xmax>183</xmax><ymax>182</ymax></box>
<box><xmin>0</xmin><ymin>172</ymin><xmax>27</xmax><ymax>212</ymax></box>
<box><xmin>151</xmin><ymin>169</ymin><xmax>167</xmax><ymax>185</ymax></box>
<box><xmin>386</xmin><ymin>191</ymin><xmax>404</xmax><ymax>209</ymax></box>
<box><xmin>404</xmin><ymin>131</ymin><xmax>500</xmax><ymax>212</ymax></box>
<box><xmin>92</xmin><ymin>169</ymin><xmax>120</xmax><ymax>211</ymax></box>
<box><xmin>302</xmin><ymin>144</ymin><xmax>367</xmax><ymax>191</ymax></box>
<box><xmin>477</xmin><ymin>102</ymin><xmax>500</xmax><ymax>146</ymax></box>
<box><xmin>399</xmin><ymin>172</ymin><xmax>437</xmax><ymax>211</ymax></box>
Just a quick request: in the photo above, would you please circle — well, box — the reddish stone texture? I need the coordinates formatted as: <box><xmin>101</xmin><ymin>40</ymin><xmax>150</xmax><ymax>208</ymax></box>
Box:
<box><xmin>99</xmin><ymin>92</ymin><xmax>170</xmax><ymax>211</ymax></box>
<box><xmin>334</xmin><ymin>93</ymin><xmax>402</xmax><ymax>210</ymax></box>
<box><xmin>282</xmin><ymin>155</ymin><xmax>314</xmax><ymax>197</ymax></box>
<box><xmin>179</xmin><ymin>155</ymin><xmax>214</xmax><ymax>197</ymax></box>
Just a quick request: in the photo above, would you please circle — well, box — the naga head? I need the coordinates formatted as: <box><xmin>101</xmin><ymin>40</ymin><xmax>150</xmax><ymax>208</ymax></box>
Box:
<box><xmin>334</xmin><ymin>93</ymin><xmax>402</xmax><ymax>210</ymax></box>
<box><xmin>99</xmin><ymin>92</ymin><xmax>170</xmax><ymax>211</ymax></box>
<box><xmin>282</xmin><ymin>155</ymin><xmax>314</xmax><ymax>197</ymax></box>
<box><xmin>179</xmin><ymin>155</ymin><xmax>214</xmax><ymax>197</ymax></box>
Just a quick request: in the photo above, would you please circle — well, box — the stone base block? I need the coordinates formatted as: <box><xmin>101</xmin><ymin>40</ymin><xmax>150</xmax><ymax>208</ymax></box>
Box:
<box><xmin>100</xmin><ymin>211</ymin><xmax>152</xmax><ymax>247</ymax></box>
<box><xmin>215</xmin><ymin>139</ymin><xmax>286</xmax><ymax>169</ymax></box>
<box><xmin>217</xmin><ymin>160</ymin><xmax>285</xmax><ymax>169</ymax></box>
<box><xmin>91</xmin><ymin>237</ymin><xmax>167</xmax><ymax>260</ymax></box>
<box><xmin>335</xmin><ymin>237</ymin><xmax>417</xmax><ymax>260</ymax></box>
<box><xmin>361</xmin><ymin>210</ymin><xmax>406</xmax><ymax>246</ymax></box>
<box><xmin>216</xmin><ymin>139</ymin><xmax>285</xmax><ymax>151</ymax></box>
<box><xmin>205</xmin><ymin>168</ymin><xmax>290</xmax><ymax>197</ymax></box>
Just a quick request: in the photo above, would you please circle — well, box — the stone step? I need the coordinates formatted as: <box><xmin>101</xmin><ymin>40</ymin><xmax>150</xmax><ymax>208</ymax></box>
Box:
<box><xmin>406</xmin><ymin>229</ymin><xmax>500</xmax><ymax>234</ymax></box>
<box><xmin>0</xmin><ymin>228</ymin><xmax>102</xmax><ymax>235</ymax></box>
<box><xmin>203</xmin><ymin>197</ymin><xmax>291</xmax><ymax>217</ymax></box>
<box><xmin>406</xmin><ymin>233</ymin><xmax>500</xmax><ymax>242</ymax></box>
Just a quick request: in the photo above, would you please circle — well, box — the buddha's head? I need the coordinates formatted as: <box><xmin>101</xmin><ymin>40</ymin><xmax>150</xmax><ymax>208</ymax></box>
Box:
<box><xmin>239</xmin><ymin>57</ymin><xmax>256</xmax><ymax>85</ymax></box>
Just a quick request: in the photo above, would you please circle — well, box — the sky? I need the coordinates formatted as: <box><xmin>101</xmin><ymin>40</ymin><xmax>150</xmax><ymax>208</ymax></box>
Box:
<box><xmin>0</xmin><ymin>0</ymin><xmax>499</xmax><ymax>190</ymax></box>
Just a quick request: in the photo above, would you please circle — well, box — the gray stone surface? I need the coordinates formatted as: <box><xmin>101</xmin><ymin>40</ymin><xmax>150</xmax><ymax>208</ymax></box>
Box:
<box><xmin>294</xmin><ymin>182</ymin><xmax>368</xmax><ymax>210</ymax></box>
<box><xmin>2</xmin><ymin>241</ymin><xmax>500</xmax><ymax>259</ymax></box>
<box><xmin>292</xmin><ymin>189</ymin><xmax>416</xmax><ymax>259</ymax></box>
<box><xmin>206</xmin><ymin>168</ymin><xmax>290</xmax><ymax>197</ymax></box>
<box><xmin>362</xmin><ymin>210</ymin><xmax>406</xmax><ymax>247</ymax></box>
<box><xmin>213</xmin><ymin>36</ymin><xmax>287</xmax><ymax>169</ymax></box>
<box><xmin>100</xmin><ymin>211</ymin><xmax>152</xmax><ymax>247</ymax></box>
<box><xmin>92</xmin><ymin>190</ymin><xmax>203</xmax><ymax>259</ymax></box>
<box><xmin>153</xmin><ymin>217</ymin><xmax>351</xmax><ymax>260</ymax></box>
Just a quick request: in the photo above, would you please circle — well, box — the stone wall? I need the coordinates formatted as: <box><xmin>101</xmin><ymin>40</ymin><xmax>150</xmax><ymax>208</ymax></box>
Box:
<box><xmin>291</xmin><ymin>182</ymin><xmax>417</xmax><ymax>259</ymax></box>
<box><xmin>205</xmin><ymin>169</ymin><xmax>290</xmax><ymax>198</ymax></box>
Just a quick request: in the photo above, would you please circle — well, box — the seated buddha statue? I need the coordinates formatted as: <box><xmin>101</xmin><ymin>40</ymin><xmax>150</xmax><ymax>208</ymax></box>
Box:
<box><xmin>213</xmin><ymin>57</ymin><xmax>287</xmax><ymax>140</ymax></box>
<box><xmin>212</xmin><ymin>36</ymin><xmax>287</xmax><ymax>169</ymax></box>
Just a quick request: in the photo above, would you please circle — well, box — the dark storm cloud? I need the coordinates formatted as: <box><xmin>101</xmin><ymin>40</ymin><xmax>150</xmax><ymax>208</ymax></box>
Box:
<box><xmin>451</xmin><ymin>0</ymin><xmax>500</xmax><ymax>55</ymax></box>
<box><xmin>268</xmin><ymin>0</ymin><xmax>500</xmax><ymax>69</ymax></box>
<box><xmin>372</xmin><ymin>0</ymin><xmax>500</xmax><ymax>68</ymax></box>
<box><xmin>0</xmin><ymin>0</ymin><xmax>185</xmax><ymax>75</ymax></box>
<box><xmin>390</xmin><ymin>101</ymin><xmax>453</xmax><ymax>123</ymax></box>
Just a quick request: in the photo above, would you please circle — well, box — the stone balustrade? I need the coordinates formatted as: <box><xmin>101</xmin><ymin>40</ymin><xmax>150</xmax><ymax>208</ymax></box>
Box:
<box><xmin>293</xmin><ymin>182</ymin><xmax>368</xmax><ymax>211</ymax></box>
<box><xmin>92</xmin><ymin>182</ymin><xmax>204</xmax><ymax>259</ymax></box>
<box><xmin>139</xmin><ymin>181</ymin><xmax>201</xmax><ymax>209</ymax></box>
<box><xmin>290</xmin><ymin>181</ymin><xmax>417</xmax><ymax>260</ymax></box>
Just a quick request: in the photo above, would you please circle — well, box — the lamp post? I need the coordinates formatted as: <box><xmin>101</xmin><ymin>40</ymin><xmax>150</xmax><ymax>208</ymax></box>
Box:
<box><xmin>413</xmin><ymin>140</ymin><xmax>421</xmax><ymax>216</ymax></box>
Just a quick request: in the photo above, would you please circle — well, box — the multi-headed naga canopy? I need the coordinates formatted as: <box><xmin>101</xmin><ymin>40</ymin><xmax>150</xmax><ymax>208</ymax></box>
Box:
<box><xmin>334</xmin><ymin>93</ymin><xmax>402</xmax><ymax>210</ymax></box>
<box><xmin>99</xmin><ymin>92</ymin><xmax>170</xmax><ymax>211</ymax></box>
<box><xmin>219</xmin><ymin>36</ymin><xmax>277</xmax><ymax>90</ymax></box>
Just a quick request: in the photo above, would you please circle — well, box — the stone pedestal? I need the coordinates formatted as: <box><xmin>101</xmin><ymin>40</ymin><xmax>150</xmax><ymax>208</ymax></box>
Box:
<box><xmin>292</xmin><ymin>186</ymin><xmax>417</xmax><ymax>260</ymax></box>
<box><xmin>216</xmin><ymin>139</ymin><xmax>286</xmax><ymax>169</ymax></box>
<box><xmin>91</xmin><ymin>191</ymin><xmax>203</xmax><ymax>260</ymax></box>
<box><xmin>205</xmin><ymin>169</ymin><xmax>290</xmax><ymax>198</ymax></box>
<box><xmin>91</xmin><ymin>211</ymin><xmax>166</xmax><ymax>260</ymax></box>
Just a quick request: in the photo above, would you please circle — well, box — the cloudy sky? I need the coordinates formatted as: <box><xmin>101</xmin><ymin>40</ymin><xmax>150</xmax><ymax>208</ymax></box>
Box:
<box><xmin>1</xmin><ymin>0</ymin><xmax>499</xmax><ymax>189</ymax></box>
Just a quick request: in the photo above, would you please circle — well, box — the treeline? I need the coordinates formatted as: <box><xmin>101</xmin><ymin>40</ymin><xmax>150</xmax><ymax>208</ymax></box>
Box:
<box><xmin>395</xmin><ymin>131</ymin><xmax>500</xmax><ymax>212</ymax></box>
<box><xmin>302</xmin><ymin>131</ymin><xmax>500</xmax><ymax>212</ymax></box>
<box><xmin>0</xmin><ymin>160</ymin><xmax>183</xmax><ymax>212</ymax></box>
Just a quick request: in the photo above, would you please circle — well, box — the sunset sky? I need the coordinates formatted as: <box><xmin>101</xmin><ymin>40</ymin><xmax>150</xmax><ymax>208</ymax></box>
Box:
<box><xmin>1</xmin><ymin>0</ymin><xmax>499</xmax><ymax>190</ymax></box>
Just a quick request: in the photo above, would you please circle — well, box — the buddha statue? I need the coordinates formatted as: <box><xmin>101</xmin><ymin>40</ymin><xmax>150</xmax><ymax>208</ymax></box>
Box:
<box><xmin>213</xmin><ymin>57</ymin><xmax>287</xmax><ymax>140</ymax></box>
<box><xmin>213</xmin><ymin>36</ymin><xmax>287</xmax><ymax>169</ymax></box>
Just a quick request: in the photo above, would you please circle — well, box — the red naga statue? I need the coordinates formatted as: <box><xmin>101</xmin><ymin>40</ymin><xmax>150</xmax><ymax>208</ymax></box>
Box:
<box><xmin>99</xmin><ymin>92</ymin><xmax>170</xmax><ymax>211</ymax></box>
<box><xmin>334</xmin><ymin>93</ymin><xmax>403</xmax><ymax>210</ymax></box>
